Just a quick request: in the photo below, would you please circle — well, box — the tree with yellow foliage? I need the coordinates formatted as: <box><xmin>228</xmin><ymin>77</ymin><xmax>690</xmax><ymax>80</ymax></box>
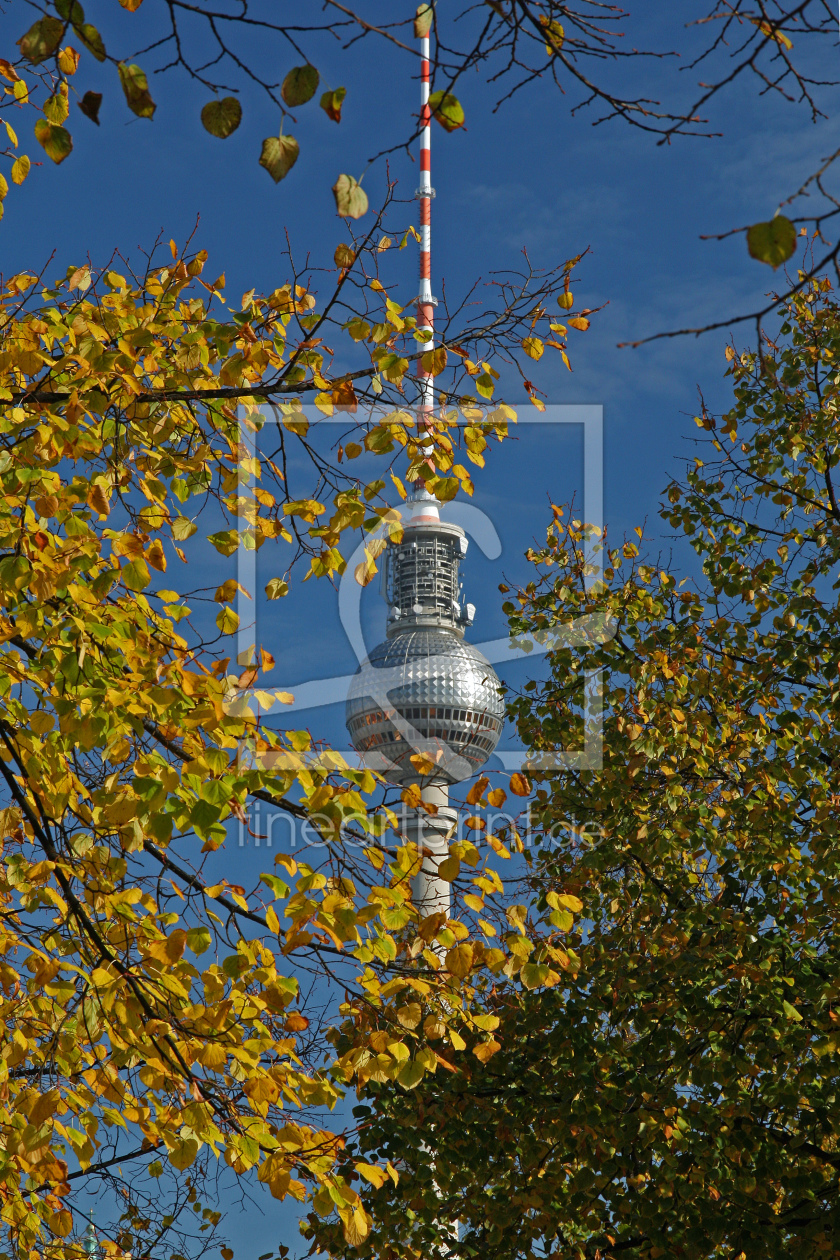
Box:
<box><xmin>0</xmin><ymin>210</ymin><xmax>586</xmax><ymax>1260</ymax></box>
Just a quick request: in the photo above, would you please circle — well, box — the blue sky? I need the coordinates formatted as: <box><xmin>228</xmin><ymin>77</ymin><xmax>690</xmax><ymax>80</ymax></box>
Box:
<box><xmin>4</xmin><ymin>1</ymin><xmax>837</xmax><ymax>1252</ymax></box>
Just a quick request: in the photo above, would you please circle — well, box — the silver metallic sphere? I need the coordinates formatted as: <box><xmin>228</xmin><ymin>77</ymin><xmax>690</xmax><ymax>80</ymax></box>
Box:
<box><xmin>346</xmin><ymin>628</ymin><xmax>503</xmax><ymax>784</ymax></box>
<box><xmin>346</xmin><ymin>491</ymin><xmax>503</xmax><ymax>785</ymax></box>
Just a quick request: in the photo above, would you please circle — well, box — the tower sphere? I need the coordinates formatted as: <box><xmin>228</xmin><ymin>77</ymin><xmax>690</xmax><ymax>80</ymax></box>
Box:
<box><xmin>345</xmin><ymin>491</ymin><xmax>503</xmax><ymax>785</ymax></box>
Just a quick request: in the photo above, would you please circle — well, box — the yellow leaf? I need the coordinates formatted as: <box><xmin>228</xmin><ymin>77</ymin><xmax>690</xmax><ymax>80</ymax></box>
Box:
<box><xmin>342</xmin><ymin>1203</ymin><xmax>372</xmax><ymax>1246</ymax></box>
<box><xmin>57</xmin><ymin>45</ymin><xmax>80</xmax><ymax>75</ymax></box>
<box><xmin>168</xmin><ymin>1136</ymin><xmax>198</xmax><ymax>1170</ymax></box>
<box><xmin>466</xmin><ymin>776</ymin><xmax>489</xmax><ymax>806</ymax></box>
<box><xmin>508</xmin><ymin>772</ymin><xmax>531</xmax><ymax>797</ymax></box>
<box><xmin>409</xmin><ymin>751</ymin><xmax>436</xmax><ymax>776</ymax></box>
<box><xmin>147</xmin><ymin>539</ymin><xmax>167</xmax><ymax>572</ymax></box>
<box><xmin>396</xmin><ymin>1002</ymin><xmax>422</xmax><ymax>1030</ymax></box>
<box><xmin>445</xmin><ymin>942</ymin><xmax>474</xmax><ymax>979</ymax></box>
<box><xmin>29</xmin><ymin>1088</ymin><xmax>61</xmax><ymax>1128</ymax></box>
<box><xmin>30</xmin><ymin>711</ymin><xmax>54</xmax><ymax>735</ymax></box>
<box><xmin>11</xmin><ymin>154</ymin><xmax>30</xmax><ymax>185</ymax></box>
<box><xmin>86</xmin><ymin>482</ymin><xmax>109</xmax><ymax>517</ymax></box>
<box><xmin>749</xmin><ymin>16</ymin><xmax>793</xmax><ymax>49</ymax></box>
<box><xmin>216</xmin><ymin>606</ymin><xmax>239</xmax><ymax>634</ymax></box>
<box><xmin>356</xmin><ymin>1162</ymin><xmax>388</xmax><ymax>1189</ymax></box>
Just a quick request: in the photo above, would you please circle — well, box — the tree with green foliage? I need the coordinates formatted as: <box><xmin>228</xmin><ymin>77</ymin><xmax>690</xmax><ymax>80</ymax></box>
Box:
<box><xmin>317</xmin><ymin>276</ymin><xmax>840</xmax><ymax>1259</ymax></box>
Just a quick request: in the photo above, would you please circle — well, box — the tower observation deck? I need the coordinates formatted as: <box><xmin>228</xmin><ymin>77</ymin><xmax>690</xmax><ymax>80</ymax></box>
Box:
<box><xmin>345</xmin><ymin>490</ymin><xmax>504</xmax><ymax>787</ymax></box>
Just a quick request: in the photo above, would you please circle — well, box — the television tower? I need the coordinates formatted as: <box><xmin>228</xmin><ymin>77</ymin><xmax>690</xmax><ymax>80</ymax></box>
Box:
<box><xmin>346</xmin><ymin>10</ymin><xmax>503</xmax><ymax>916</ymax></box>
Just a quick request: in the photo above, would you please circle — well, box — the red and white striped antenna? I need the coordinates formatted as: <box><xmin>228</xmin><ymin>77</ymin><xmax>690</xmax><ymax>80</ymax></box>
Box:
<box><xmin>416</xmin><ymin>12</ymin><xmax>437</xmax><ymax>465</ymax></box>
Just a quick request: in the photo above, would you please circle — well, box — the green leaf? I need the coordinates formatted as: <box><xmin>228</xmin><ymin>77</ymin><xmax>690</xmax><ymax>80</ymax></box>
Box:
<box><xmin>121</xmin><ymin>557</ymin><xmax>150</xmax><ymax>591</ymax></box>
<box><xmin>171</xmin><ymin>516</ymin><xmax>197</xmax><ymax>541</ymax></box>
<box><xmin>118</xmin><ymin>62</ymin><xmax>156</xmax><ymax>118</ymax></box>
<box><xmin>259</xmin><ymin>135</ymin><xmax>299</xmax><ymax>183</ymax></box>
<box><xmin>169</xmin><ymin>1137</ymin><xmax>198</xmax><ymax>1172</ymax></box>
<box><xmin>521</xmin><ymin>962</ymin><xmax>552</xmax><ymax>989</ymax></box>
<box><xmin>17</xmin><ymin>16</ymin><xmax>64</xmax><ymax>65</ymax></box>
<box><xmin>333</xmin><ymin>173</ymin><xmax>368</xmax><ymax>219</ymax></box>
<box><xmin>186</xmin><ymin>926</ymin><xmax>212</xmax><ymax>956</ymax></box>
<box><xmin>397</xmin><ymin>1060</ymin><xmax>425</xmax><ymax>1090</ymax></box>
<box><xmin>260</xmin><ymin>872</ymin><xmax>290</xmax><ymax>899</ymax></box>
<box><xmin>216</xmin><ymin>606</ymin><xmax>239</xmax><ymax>635</ymax></box>
<box><xmin>414</xmin><ymin>4</ymin><xmax>433</xmax><ymax>38</ymax></box>
<box><xmin>201</xmin><ymin>97</ymin><xmax>242</xmax><ymax>139</ymax></box>
<box><xmin>34</xmin><ymin>119</ymin><xmax>73</xmax><ymax>165</ymax></box>
<box><xmin>783</xmin><ymin>999</ymin><xmax>803</xmax><ymax>1022</ymax></box>
<box><xmin>428</xmin><ymin>90</ymin><xmax>464</xmax><ymax>132</ymax></box>
<box><xmin>208</xmin><ymin>529</ymin><xmax>240</xmax><ymax>556</ymax></box>
<box><xmin>281</xmin><ymin>65</ymin><xmax>320</xmax><ymax>107</ymax></box>
<box><xmin>265</xmin><ymin>578</ymin><xmax>289</xmax><ymax>600</ymax></box>
<box><xmin>54</xmin><ymin>0</ymin><xmax>85</xmax><ymax>21</ymax></box>
<box><xmin>44</xmin><ymin>84</ymin><xmax>70</xmax><ymax>125</ymax></box>
<box><xmin>747</xmin><ymin>216</ymin><xmax>797</xmax><ymax>269</ymax></box>
<box><xmin>75</xmin><ymin>22</ymin><xmax>106</xmax><ymax>61</ymax></box>
<box><xmin>319</xmin><ymin>86</ymin><xmax>346</xmax><ymax>123</ymax></box>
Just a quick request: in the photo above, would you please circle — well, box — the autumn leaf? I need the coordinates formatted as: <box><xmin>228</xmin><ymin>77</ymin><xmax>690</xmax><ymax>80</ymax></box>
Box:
<box><xmin>428</xmin><ymin>90</ymin><xmax>465</xmax><ymax>132</ymax></box>
<box><xmin>446</xmin><ymin>942</ymin><xmax>474</xmax><ymax>978</ymax></box>
<box><xmin>282</xmin><ymin>65</ymin><xmax>320</xmax><ymax>107</ymax></box>
<box><xmin>118</xmin><ymin>62</ymin><xmax>156</xmax><ymax>118</ymax></box>
<box><xmin>57</xmin><ymin>46</ymin><xmax>80</xmax><ymax>76</ymax></box>
<box><xmin>333</xmin><ymin>173</ymin><xmax>369</xmax><ymax>218</ymax></box>
<box><xmin>34</xmin><ymin>120</ymin><xmax>73</xmax><ymax>165</ymax></box>
<box><xmin>747</xmin><ymin>216</ymin><xmax>797</xmax><ymax>269</ymax></box>
<box><xmin>75</xmin><ymin>23</ymin><xmax>106</xmax><ymax>61</ymax></box>
<box><xmin>10</xmin><ymin>156</ymin><xmax>29</xmax><ymax>185</ymax></box>
<box><xmin>749</xmin><ymin>16</ymin><xmax>793</xmax><ymax>49</ymax></box>
<box><xmin>539</xmin><ymin>16</ymin><xmax>565</xmax><ymax>54</ymax></box>
<box><xmin>201</xmin><ymin>97</ymin><xmax>242</xmax><ymax>138</ymax></box>
<box><xmin>508</xmin><ymin>771</ymin><xmax>530</xmax><ymax>796</ymax></box>
<box><xmin>320</xmin><ymin>86</ymin><xmax>346</xmax><ymax>123</ymax></box>
<box><xmin>78</xmin><ymin>91</ymin><xmax>102</xmax><ymax>124</ymax></box>
<box><xmin>17</xmin><ymin>17</ymin><xmax>64</xmax><ymax>65</ymax></box>
<box><xmin>260</xmin><ymin>135</ymin><xmax>299</xmax><ymax>183</ymax></box>
<box><xmin>414</xmin><ymin>3</ymin><xmax>433</xmax><ymax>38</ymax></box>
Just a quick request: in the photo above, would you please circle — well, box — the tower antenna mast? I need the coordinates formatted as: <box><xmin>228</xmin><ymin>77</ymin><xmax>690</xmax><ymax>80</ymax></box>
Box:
<box><xmin>416</xmin><ymin>9</ymin><xmax>436</xmax><ymax>474</ymax></box>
